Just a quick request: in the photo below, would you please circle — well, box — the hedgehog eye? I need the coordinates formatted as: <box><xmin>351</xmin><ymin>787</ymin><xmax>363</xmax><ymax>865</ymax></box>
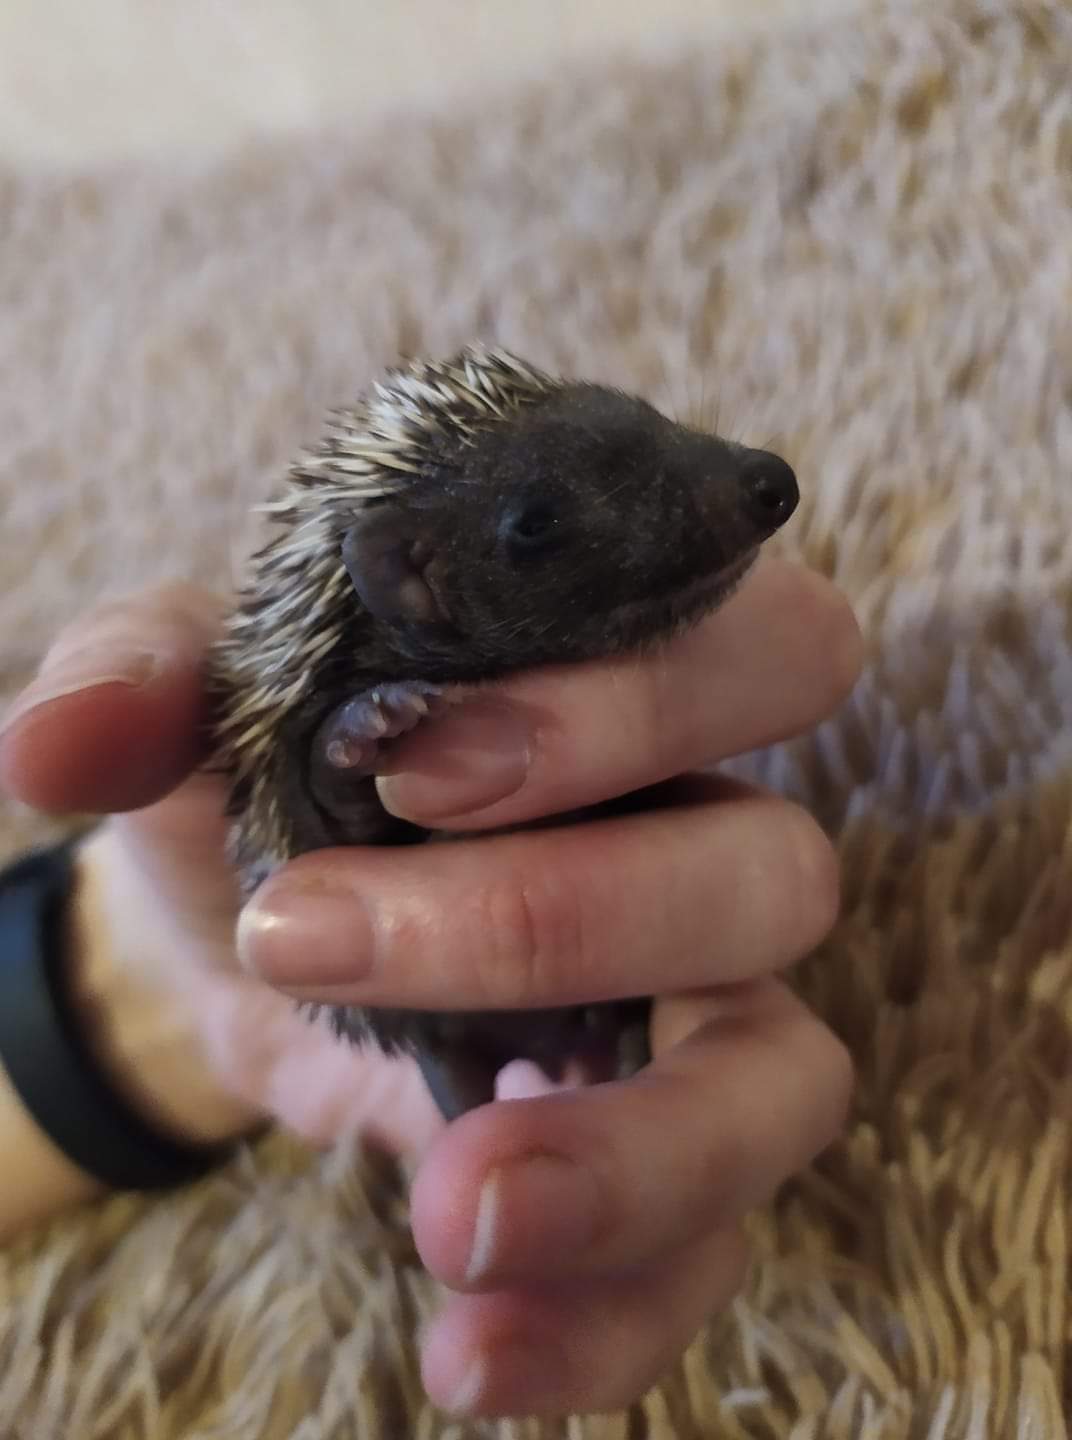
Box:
<box><xmin>501</xmin><ymin>501</ymin><xmax>560</xmax><ymax>557</ymax></box>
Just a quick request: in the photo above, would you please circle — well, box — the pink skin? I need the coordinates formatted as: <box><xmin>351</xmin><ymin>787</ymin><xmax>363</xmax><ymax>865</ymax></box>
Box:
<box><xmin>0</xmin><ymin>560</ymin><xmax>862</xmax><ymax>1419</ymax></box>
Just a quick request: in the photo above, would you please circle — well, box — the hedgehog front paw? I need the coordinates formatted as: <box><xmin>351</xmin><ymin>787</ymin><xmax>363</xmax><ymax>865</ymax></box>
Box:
<box><xmin>308</xmin><ymin>681</ymin><xmax>454</xmax><ymax>835</ymax></box>
<box><xmin>316</xmin><ymin>682</ymin><xmax>450</xmax><ymax>776</ymax></box>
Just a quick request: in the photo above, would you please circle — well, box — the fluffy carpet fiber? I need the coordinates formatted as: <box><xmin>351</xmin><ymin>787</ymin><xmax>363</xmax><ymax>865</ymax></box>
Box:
<box><xmin>3</xmin><ymin>0</ymin><xmax>1072</xmax><ymax>1433</ymax></box>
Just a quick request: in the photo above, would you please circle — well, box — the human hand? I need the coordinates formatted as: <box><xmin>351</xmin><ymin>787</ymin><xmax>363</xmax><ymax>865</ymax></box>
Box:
<box><xmin>228</xmin><ymin>554</ymin><xmax>863</xmax><ymax>1418</ymax></box>
<box><xmin>0</xmin><ymin>586</ymin><xmax>446</xmax><ymax>1160</ymax></box>
<box><xmin>1</xmin><ymin>561</ymin><xmax>860</xmax><ymax>1417</ymax></box>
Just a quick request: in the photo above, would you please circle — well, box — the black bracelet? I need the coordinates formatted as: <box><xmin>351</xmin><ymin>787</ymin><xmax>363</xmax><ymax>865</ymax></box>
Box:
<box><xmin>0</xmin><ymin>836</ymin><xmax>236</xmax><ymax>1191</ymax></box>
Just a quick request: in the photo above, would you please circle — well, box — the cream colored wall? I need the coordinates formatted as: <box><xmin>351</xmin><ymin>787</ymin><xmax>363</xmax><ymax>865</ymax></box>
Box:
<box><xmin>0</xmin><ymin>0</ymin><xmax>861</xmax><ymax>165</ymax></box>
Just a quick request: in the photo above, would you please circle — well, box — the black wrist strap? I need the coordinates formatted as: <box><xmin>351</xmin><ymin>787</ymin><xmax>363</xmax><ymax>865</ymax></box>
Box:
<box><xmin>0</xmin><ymin>837</ymin><xmax>236</xmax><ymax>1191</ymax></box>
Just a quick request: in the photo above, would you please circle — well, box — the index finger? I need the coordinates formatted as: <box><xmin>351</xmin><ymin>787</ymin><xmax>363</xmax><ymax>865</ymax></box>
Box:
<box><xmin>0</xmin><ymin>585</ymin><xmax>222</xmax><ymax>815</ymax></box>
<box><xmin>375</xmin><ymin>557</ymin><xmax>862</xmax><ymax>832</ymax></box>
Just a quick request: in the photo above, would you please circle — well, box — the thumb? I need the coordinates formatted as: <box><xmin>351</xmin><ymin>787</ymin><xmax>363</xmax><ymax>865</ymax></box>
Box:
<box><xmin>0</xmin><ymin>584</ymin><xmax>224</xmax><ymax>816</ymax></box>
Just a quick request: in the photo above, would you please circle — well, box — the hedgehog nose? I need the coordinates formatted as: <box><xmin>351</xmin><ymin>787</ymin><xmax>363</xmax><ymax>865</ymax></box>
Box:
<box><xmin>739</xmin><ymin>450</ymin><xmax>799</xmax><ymax>534</ymax></box>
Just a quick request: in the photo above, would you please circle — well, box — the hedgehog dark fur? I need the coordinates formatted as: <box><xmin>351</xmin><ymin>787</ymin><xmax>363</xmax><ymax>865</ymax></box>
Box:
<box><xmin>205</xmin><ymin>344</ymin><xmax>799</xmax><ymax>1120</ymax></box>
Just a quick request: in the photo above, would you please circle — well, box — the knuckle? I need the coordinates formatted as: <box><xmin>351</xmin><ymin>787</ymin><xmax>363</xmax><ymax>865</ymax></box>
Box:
<box><xmin>783</xmin><ymin>805</ymin><xmax>842</xmax><ymax>951</ymax></box>
<box><xmin>596</xmin><ymin>1359</ymin><xmax>673</xmax><ymax>1416</ymax></box>
<box><xmin>811</xmin><ymin>579</ymin><xmax>865</xmax><ymax>711</ymax></box>
<box><xmin>815</xmin><ymin>1029</ymin><xmax>855</xmax><ymax>1148</ymax></box>
<box><xmin>779</xmin><ymin>563</ymin><xmax>864</xmax><ymax>718</ymax></box>
<box><xmin>699</xmin><ymin>1127</ymin><xmax>753</xmax><ymax>1229</ymax></box>
<box><xmin>782</xmin><ymin>1010</ymin><xmax>856</xmax><ymax>1163</ymax></box>
<box><xmin>592</xmin><ymin>1231</ymin><xmax>751</xmax><ymax>1413</ymax></box>
<box><xmin>472</xmin><ymin>864</ymin><xmax>588</xmax><ymax>1008</ymax></box>
<box><xmin>709</xmin><ymin>1227</ymin><xmax>751</xmax><ymax>1308</ymax></box>
<box><xmin>727</xmin><ymin>1227</ymin><xmax>751</xmax><ymax>1283</ymax></box>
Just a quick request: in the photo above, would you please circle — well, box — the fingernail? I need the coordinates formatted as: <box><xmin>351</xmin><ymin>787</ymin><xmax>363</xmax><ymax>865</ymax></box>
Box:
<box><xmin>464</xmin><ymin>1155</ymin><xmax>601</xmax><ymax>1285</ymax></box>
<box><xmin>445</xmin><ymin>1356</ymin><xmax>488</xmax><ymax>1415</ymax></box>
<box><xmin>423</xmin><ymin>1327</ymin><xmax>570</xmax><ymax>1417</ymax></box>
<box><xmin>236</xmin><ymin>878</ymin><xmax>376</xmax><ymax>988</ymax></box>
<box><xmin>375</xmin><ymin>701</ymin><xmax>533</xmax><ymax>821</ymax></box>
<box><xmin>465</xmin><ymin>1169</ymin><xmax>503</xmax><ymax>1283</ymax></box>
<box><xmin>0</xmin><ymin>627</ymin><xmax>161</xmax><ymax>738</ymax></box>
<box><xmin>421</xmin><ymin>1329</ymin><xmax>490</xmax><ymax>1417</ymax></box>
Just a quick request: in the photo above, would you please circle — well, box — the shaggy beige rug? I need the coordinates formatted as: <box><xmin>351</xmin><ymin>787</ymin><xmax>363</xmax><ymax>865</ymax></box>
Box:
<box><xmin>3</xmin><ymin>0</ymin><xmax>1072</xmax><ymax>1432</ymax></box>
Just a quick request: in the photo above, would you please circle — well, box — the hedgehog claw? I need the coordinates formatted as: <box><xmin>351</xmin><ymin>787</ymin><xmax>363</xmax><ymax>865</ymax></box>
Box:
<box><xmin>309</xmin><ymin>681</ymin><xmax>453</xmax><ymax>828</ymax></box>
<box><xmin>318</xmin><ymin>682</ymin><xmax>447</xmax><ymax>775</ymax></box>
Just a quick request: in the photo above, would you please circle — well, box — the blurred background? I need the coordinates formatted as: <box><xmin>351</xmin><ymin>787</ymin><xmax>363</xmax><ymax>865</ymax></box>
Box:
<box><xmin>0</xmin><ymin>0</ymin><xmax>844</xmax><ymax>164</ymax></box>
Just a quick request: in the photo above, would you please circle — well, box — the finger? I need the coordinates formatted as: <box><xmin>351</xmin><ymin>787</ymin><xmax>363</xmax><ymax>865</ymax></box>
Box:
<box><xmin>237</xmin><ymin>782</ymin><xmax>840</xmax><ymax>1006</ymax></box>
<box><xmin>376</xmin><ymin>556</ymin><xmax>862</xmax><ymax>829</ymax></box>
<box><xmin>420</xmin><ymin>1224</ymin><xmax>749</xmax><ymax>1418</ymax></box>
<box><xmin>410</xmin><ymin>979</ymin><xmax>851</xmax><ymax>1292</ymax></box>
<box><xmin>0</xmin><ymin>584</ymin><xmax>223</xmax><ymax>815</ymax></box>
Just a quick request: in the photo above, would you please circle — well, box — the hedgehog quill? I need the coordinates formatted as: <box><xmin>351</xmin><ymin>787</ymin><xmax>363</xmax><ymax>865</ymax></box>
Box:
<box><xmin>205</xmin><ymin>344</ymin><xmax>799</xmax><ymax>1121</ymax></box>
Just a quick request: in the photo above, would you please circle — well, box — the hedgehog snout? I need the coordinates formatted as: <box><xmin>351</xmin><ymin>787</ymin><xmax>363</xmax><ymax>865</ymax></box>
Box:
<box><xmin>738</xmin><ymin>449</ymin><xmax>799</xmax><ymax>536</ymax></box>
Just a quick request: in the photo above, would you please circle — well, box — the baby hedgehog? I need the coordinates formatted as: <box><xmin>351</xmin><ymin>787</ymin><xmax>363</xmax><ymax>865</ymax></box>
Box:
<box><xmin>205</xmin><ymin>344</ymin><xmax>799</xmax><ymax>1121</ymax></box>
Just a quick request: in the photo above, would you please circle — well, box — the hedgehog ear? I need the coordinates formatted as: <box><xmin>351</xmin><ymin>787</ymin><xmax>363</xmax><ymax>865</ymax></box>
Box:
<box><xmin>340</xmin><ymin>509</ymin><xmax>443</xmax><ymax>627</ymax></box>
